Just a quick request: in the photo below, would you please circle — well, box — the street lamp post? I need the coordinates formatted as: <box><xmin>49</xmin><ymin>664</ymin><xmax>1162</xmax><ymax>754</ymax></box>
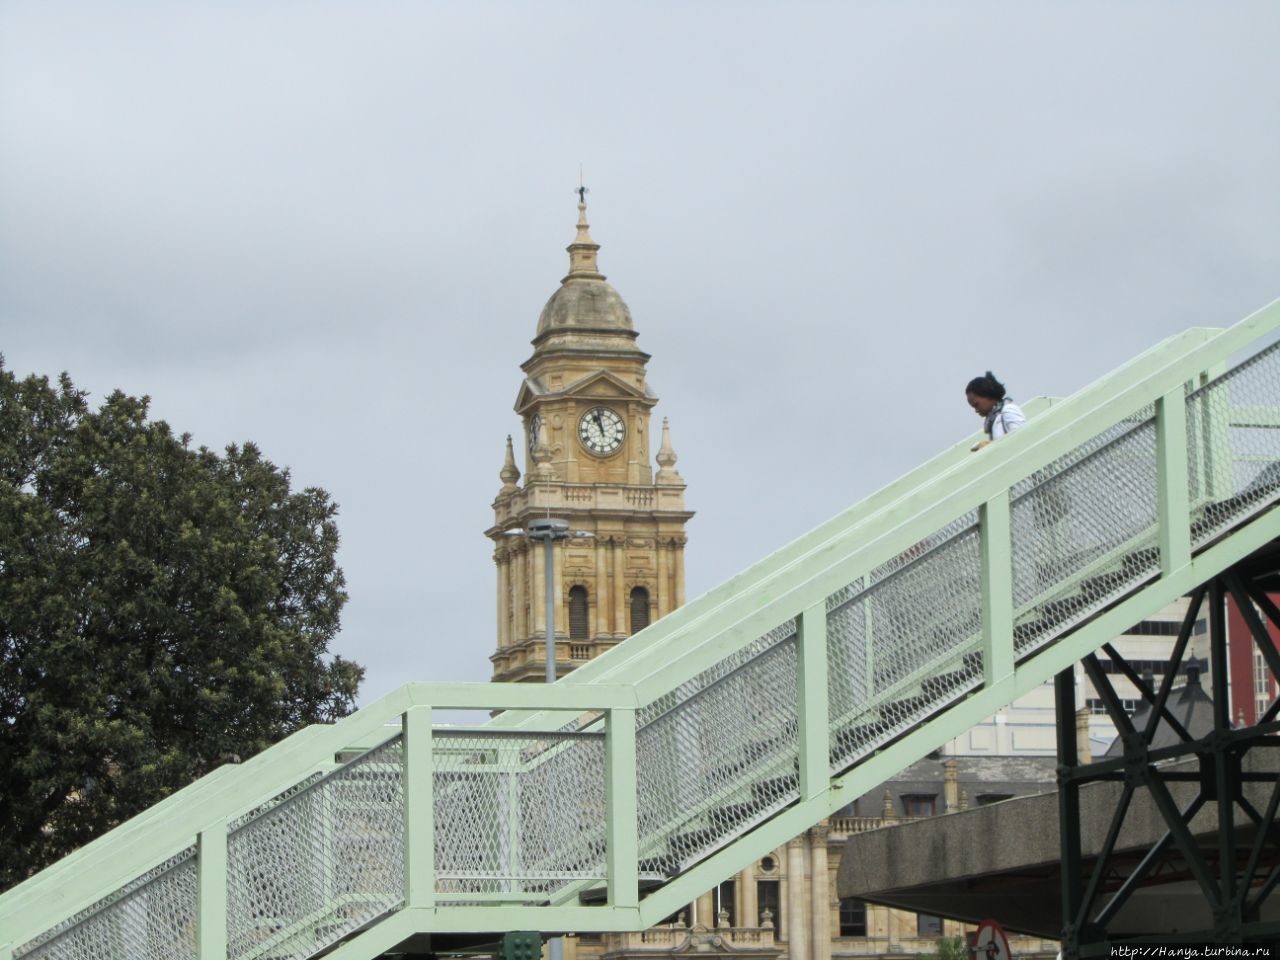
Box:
<box><xmin>525</xmin><ymin>518</ymin><xmax>571</xmax><ymax>684</ymax></box>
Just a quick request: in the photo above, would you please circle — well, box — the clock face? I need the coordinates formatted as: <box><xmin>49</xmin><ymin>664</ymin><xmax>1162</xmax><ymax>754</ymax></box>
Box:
<box><xmin>578</xmin><ymin>406</ymin><xmax>625</xmax><ymax>456</ymax></box>
<box><xmin>528</xmin><ymin>413</ymin><xmax>542</xmax><ymax>453</ymax></box>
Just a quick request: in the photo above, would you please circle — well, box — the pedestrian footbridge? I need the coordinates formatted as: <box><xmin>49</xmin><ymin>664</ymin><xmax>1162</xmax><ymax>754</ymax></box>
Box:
<box><xmin>5</xmin><ymin>301</ymin><xmax>1280</xmax><ymax>960</ymax></box>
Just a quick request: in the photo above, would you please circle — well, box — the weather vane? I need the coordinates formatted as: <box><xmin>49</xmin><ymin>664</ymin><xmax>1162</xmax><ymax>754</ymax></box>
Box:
<box><xmin>578</xmin><ymin>164</ymin><xmax>588</xmax><ymax>204</ymax></box>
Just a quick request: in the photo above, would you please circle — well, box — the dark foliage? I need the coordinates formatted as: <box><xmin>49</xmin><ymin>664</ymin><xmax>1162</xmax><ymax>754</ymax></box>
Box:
<box><xmin>0</xmin><ymin>360</ymin><xmax>362</xmax><ymax>890</ymax></box>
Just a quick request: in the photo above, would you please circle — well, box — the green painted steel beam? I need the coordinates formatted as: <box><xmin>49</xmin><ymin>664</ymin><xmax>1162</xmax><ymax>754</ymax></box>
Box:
<box><xmin>196</xmin><ymin>820</ymin><xmax>228</xmax><ymax>960</ymax></box>
<box><xmin>797</xmin><ymin>601</ymin><xmax>830</xmax><ymax>800</ymax></box>
<box><xmin>980</xmin><ymin>489</ymin><xmax>1014</xmax><ymax>687</ymax></box>
<box><xmin>404</xmin><ymin>706</ymin><xmax>436</xmax><ymax>910</ymax></box>
<box><xmin>1157</xmin><ymin>385</ymin><xmax>1192</xmax><ymax>576</ymax></box>
<box><xmin>605</xmin><ymin>707</ymin><xmax>639</xmax><ymax>910</ymax></box>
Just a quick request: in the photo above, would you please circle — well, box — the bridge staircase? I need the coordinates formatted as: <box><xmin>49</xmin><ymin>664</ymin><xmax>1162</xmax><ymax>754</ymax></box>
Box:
<box><xmin>4</xmin><ymin>301</ymin><xmax>1280</xmax><ymax>960</ymax></box>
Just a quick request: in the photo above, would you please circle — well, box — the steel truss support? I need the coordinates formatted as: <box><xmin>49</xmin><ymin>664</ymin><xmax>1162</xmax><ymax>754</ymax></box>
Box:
<box><xmin>1055</xmin><ymin>555</ymin><xmax>1280</xmax><ymax>958</ymax></box>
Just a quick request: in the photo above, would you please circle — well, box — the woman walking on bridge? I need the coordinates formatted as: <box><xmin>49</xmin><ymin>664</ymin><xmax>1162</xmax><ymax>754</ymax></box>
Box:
<box><xmin>966</xmin><ymin>371</ymin><xmax>1026</xmax><ymax>451</ymax></box>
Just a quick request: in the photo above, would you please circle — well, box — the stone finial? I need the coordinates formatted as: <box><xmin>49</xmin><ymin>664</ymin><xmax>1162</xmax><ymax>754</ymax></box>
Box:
<box><xmin>530</xmin><ymin>416</ymin><xmax>555</xmax><ymax>481</ymax></box>
<box><xmin>498</xmin><ymin>435</ymin><xmax>520</xmax><ymax>495</ymax></box>
<box><xmin>655</xmin><ymin>417</ymin><xmax>683</xmax><ymax>485</ymax></box>
<box><xmin>717</xmin><ymin>907</ymin><xmax>730</xmax><ymax>929</ymax></box>
<box><xmin>675</xmin><ymin>911</ymin><xmax>687</xmax><ymax>928</ymax></box>
<box><xmin>959</xmin><ymin>789</ymin><xmax>970</xmax><ymax>811</ymax></box>
<box><xmin>760</xmin><ymin>908</ymin><xmax>774</xmax><ymax>929</ymax></box>
<box><xmin>881</xmin><ymin>789</ymin><xmax>897</xmax><ymax>821</ymax></box>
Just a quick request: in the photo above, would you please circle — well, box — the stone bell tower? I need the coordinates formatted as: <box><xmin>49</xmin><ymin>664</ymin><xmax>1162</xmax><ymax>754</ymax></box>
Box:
<box><xmin>486</xmin><ymin>197</ymin><xmax>693</xmax><ymax>683</ymax></box>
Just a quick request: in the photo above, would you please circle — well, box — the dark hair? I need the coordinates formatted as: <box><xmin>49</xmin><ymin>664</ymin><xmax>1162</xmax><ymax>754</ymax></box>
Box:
<box><xmin>966</xmin><ymin>371</ymin><xmax>1007</xmax><ymax>401</ymax></box>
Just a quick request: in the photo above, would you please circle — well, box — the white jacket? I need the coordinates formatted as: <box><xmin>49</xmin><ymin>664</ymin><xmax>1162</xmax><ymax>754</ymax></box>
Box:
<box><xmin>986</xmin><ymin>399</ymin><xmax>1026</xmax><ymax>440</ymax></box>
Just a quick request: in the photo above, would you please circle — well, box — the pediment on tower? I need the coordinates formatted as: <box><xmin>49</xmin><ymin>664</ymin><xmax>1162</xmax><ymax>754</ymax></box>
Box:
<box><xmin>513</xmin><ymin>378</ymin><xmax>546</xmax><ymax>415</ymax></box>
<box><xmin>562</xmin><ymin>369</ymin><xmax>652</xmax><ymax>402</ymax></box>
<box><xmin>515</xmin><ymin>369</ymin><xmax>651</xmax><ymax>414</ymax></box>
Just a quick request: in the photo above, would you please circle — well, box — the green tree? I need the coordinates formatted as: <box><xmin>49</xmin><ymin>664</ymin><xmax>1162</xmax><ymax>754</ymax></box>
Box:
<box><xmin>0</xmin><ymin>360</ymin><xmax>363</xmax><ymax>890</ymax></box>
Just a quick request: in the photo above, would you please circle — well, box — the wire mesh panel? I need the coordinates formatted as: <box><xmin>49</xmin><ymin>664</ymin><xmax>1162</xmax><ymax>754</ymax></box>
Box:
<box><xmin>827</xmin><ymin>516</ymin><xmax>984</xmax><ymax>773</ymax></box>
<box><xmin>14</xmin><ymin>850</ymin><xmax>197</xmax><ymax>960</ymax></box>
<box><xmin>1188</xmin><ymin>340</ymin><xmax>1280</xmax><ymax>548</ymax></box>
<box><xmin>635</xmin><ymin>622</ymin><xmax>799</xmax><ymax>872</ymax></box>
<box><xmin>225</xmin><ymin>737</ymin><xmax>405</xmax><ymax>960</ymax></box>
<box><xmin>1010</xmin><ymin>413</ymin><xmax>1160</xmax><ymax>656</ymax></box>
<box><xmin>432</xmin><ymin>728</ymin><xmax>606</xmax><ymax>898</ymax></box>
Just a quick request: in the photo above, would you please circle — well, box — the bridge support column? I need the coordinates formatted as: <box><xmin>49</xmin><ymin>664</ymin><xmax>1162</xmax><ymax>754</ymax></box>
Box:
<box><xmin>1055</xmin><ymin>668</ymin><xmax>1085</xmax><ymax>960</ymax></box>
<box><xmin>1055</xmin><ymin>548</ymin><xmax>1280</xmax><ymax>952</ymax></box>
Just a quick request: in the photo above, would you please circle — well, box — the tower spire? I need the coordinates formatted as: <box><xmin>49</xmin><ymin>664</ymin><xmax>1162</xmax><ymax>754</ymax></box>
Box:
<box><xmin>564</xmin><ymin>185</ymin><xmax>604</xmax><ymax>282</ymax></box>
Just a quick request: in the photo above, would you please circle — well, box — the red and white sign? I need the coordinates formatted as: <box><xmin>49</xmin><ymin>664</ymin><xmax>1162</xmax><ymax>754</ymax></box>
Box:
<box><xmin>974</xmin><ymin>919</ymin><xmax>1011</xmax><ymax>960</ymax></box>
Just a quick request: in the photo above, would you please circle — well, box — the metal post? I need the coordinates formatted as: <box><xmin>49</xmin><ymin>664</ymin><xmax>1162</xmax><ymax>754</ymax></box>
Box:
<box><xmin>1056</xmin><ymin>667</ymin><xmax>1083</xmax><ymax>960</ymax></box>
<box><xmin>526</xmin><ymin>518</ymin><xmax>571</xmax><ymax>684</ymax></box>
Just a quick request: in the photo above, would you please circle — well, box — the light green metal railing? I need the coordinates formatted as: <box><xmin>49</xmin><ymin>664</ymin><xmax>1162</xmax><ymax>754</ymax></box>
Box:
<box><xmin>4</xmin><ymin>299</ymin><xmax>1280</xmax><ymax>960</ymax></box>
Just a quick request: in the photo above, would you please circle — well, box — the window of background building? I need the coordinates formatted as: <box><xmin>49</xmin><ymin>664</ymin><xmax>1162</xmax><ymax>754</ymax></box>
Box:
<box><xmin>839</xmin><ymin>898</ymin><xmax>867</xmax><ymax>937</ymax></box>
<box><xmin>917</xmin><ymin>913</ymin><xmax>943</xmax><ymax>937</ymax></box>
<box><xmin>630</xmin><ymin>586</ymin><xmax>650</xmax><ymax>634</ymax></box>
<box><xmin>569</xmin><ymin>585</ymin><xmax>589</xmax><ymax>640</ymax></box>
<box><xmin>901</xmin><ymin>794</ymin><xmax>937</xmax><ymax>817</ymax></box>
<box><xmin>756</xmin><ymin>879</ymin><xmax>780</xmax><ymax>936</ymax></box>
<box><xmin>713</xmin><ymin>879</ymin><xmax>735</xmax><ymax>927</ymax></box>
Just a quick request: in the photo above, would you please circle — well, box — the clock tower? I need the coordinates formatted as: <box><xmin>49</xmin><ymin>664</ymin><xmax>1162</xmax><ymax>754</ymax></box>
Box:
<box><xmin>487</xmin><ymin>199</ymin><xmax>693</xmax><ymax>683</ymax></box>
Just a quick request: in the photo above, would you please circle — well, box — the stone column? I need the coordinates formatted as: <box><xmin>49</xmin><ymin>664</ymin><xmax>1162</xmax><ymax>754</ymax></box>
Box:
<box><xmin>612</xmin><ymin>536</ymin><xmax>627</xmax><ymax>638</ymax></box>
<box><xmin>740</xmin><ymin>862</ymin><xmax>757</xmax><ymax>928</ymax></box>
<box><xmin>513</xmin><ymin>545</ymin><xmax>528</xmax><ymax>646</ymax></box>
<box><xmin>656</xmin><ymin>536</ymin><xmax>670</xmax><ymax>615</ymax></box>
<box><xmin>943</xmin><ymin>759</ymin><xmax>960</xmax><ymax>813</ymax></box>
<box><xmin>495</xmin><ymin>551</ymin><xmax>507</xmax><ymax>650</ymax></box>
<box><xmin>809</xmin><ymin>826</ymin><xmax>831</xmax><ymax>960</ymax></box>
<box><xmin>696</xmin><ymin>890</ymin><xmax>715</xmax><ymax>928</ymax></box>
<box><xmin>531</xmin><ymin>539</ymin><xmax>545</xmax><ymax>640</ymax></box>
<box><xmin>1076</xmin><ymin>706</ymin><xmax>1092</xmax><ymax>762</ymax></box>
<box><xmin>786</xmin><ymin>836</ymin><xmax>807</xmax><ymax>960</ymax></box>
<box><xmin>674</xmin><ymin>537</ymin><xmax>687</xmax><ymax>607</ymax></box>
<box><xmin>594</xmin><ymin>539</ymin><xmax>610</xmax><ymax>638</ymax></box>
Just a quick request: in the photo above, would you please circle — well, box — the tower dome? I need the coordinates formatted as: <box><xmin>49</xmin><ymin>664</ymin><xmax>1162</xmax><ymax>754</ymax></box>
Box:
<box><xmin>533</xmin><ymin>199</ymin><xmax>638</xmax><ymax>343</ymax></box>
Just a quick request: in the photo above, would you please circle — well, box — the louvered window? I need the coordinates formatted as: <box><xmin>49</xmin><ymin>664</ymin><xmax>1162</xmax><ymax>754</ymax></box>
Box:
<box><xmin>629</xmin><ymin>586</ymin><xmax>650</xmax><ymax>634</ymax></box>
<box><xmin>568</xmin><ymin>585</ymin><xmax>589</xmax><ymax>640</ymax></box>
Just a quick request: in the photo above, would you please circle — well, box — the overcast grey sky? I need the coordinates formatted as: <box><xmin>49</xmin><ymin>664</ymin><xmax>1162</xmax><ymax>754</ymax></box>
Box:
<box><xmin>3</xmin><ymin>1</ymin><xmax>1278</xmax><ymax>705</ymax></box>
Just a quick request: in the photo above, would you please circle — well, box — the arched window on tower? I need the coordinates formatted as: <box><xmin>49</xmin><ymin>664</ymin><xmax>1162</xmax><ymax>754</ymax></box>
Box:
<box><xmin>568</xmin><ymin>586</ymin><xmax>589</xmax><ymax>640</ymax></box>
<box><xmin>629</xmin><ymin>586</ymin><xmax>651</xmax><ymax>635</ymax></box>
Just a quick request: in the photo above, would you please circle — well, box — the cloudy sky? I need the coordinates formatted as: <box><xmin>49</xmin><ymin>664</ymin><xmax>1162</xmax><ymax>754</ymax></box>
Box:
<box><xmin>2</xmin><ymin>1</ymin><xmax>1278</xmax><ymax>706</ymax></box>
